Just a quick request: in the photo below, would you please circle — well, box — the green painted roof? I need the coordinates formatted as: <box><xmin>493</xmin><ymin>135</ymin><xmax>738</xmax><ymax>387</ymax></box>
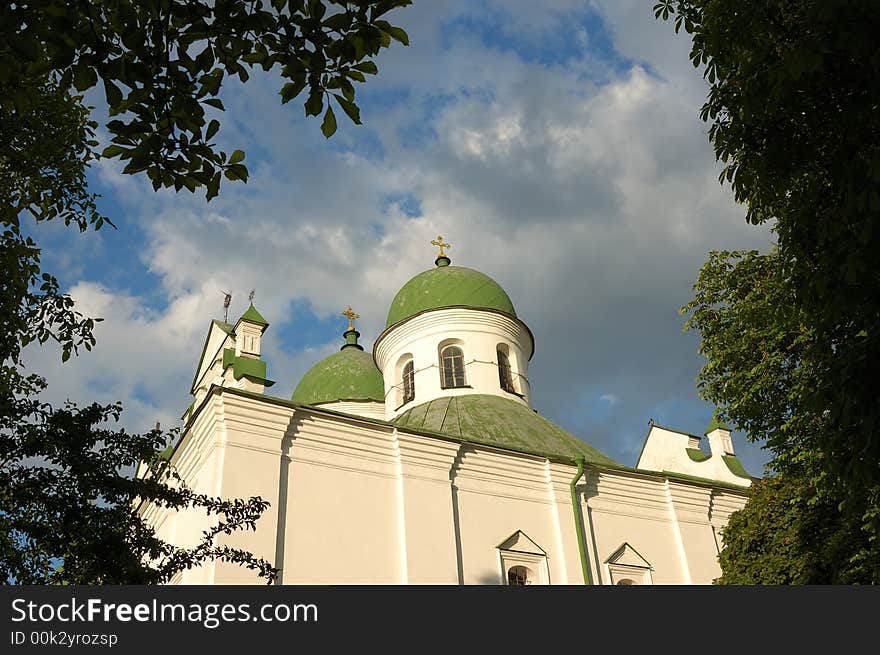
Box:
<box><xmin>706</xmin><ymin>415</ymin><xmax>731</xmax><ymax>433</ymax></box>
<box><xmin>222</xmin><ymin>348</ymin><xmax>272</xmax><ymax>384</ymax></box>
<box><xmin>394</xmin><ymin>394</ymin><xmax>617</xmax><ymax>465</ymax></box>
<box><xmin>386</xmin><ymin>264</ymin><xmax>516</xmax><ymax>328</ymax></box>
<box><xmin>686</xmin><ymin>447</ymin><xmax>711</xmax><ymax>462</ymax></box>
<box><xmin>239</xmin><ymin>303</ymin><xmax>269</xmax><ymax>326</ymax></box>
<box><xmin>292</xmin><ymin>347</ymin><xmax>385</xmax><ymax>405</ymax></box>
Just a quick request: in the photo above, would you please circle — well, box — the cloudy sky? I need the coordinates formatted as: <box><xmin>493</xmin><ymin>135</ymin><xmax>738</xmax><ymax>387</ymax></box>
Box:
<box><xmin>27</xmin><ymin>1</ymin><xmax>774</xmax><ymax>474</ymax></box>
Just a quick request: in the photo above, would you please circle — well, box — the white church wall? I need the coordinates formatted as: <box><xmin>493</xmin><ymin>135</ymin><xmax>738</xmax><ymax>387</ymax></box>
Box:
<box><xmin>278</xmin><ymin>411</ymin><xmax>403</xmax><ymax>584</ymax></box>
<box><xmin>396</xmin><ymin>432</ymin><xmax>463</xmax><ymax>583</ymax></box>
<box><xmin>452</xmin><ymin>448</ymin><xmax>564</xmax><ymax>585</ymax></box>
<box><xmin>142</xmin><ymin>389</ymin><xmax>748</xmax><ymax>586</ymax></box>
<box><xmin>584</xmin><ymin>470</ymin><xmax>693</xmax><ymax>584</ymax></box>
<box><xmin>374</xmin><ymin>308</ymin><xmax>534</xmax><ymax>419</ymax></box>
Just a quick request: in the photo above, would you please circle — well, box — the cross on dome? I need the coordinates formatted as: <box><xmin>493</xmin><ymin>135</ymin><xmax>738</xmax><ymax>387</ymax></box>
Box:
<box><xmin>431</xmin><ymin>235</ymin><xmax>451</xmax><ymax>258</ymax></box>
<box><xmin>342</xmin><ymin>306</ymin><xmax>360</xmax><ymax>331</ymax></box>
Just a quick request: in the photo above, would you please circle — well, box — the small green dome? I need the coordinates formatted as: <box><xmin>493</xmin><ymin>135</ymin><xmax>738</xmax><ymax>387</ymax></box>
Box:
<box><xmin>292</xmin><ymin>347</ymin><xmax>385</xmax><ymax>405</ymax></box>
<box><xmin>386</xmin><ymin>264</ymin><xmax>516</xmax><ymax>328</ymax></box>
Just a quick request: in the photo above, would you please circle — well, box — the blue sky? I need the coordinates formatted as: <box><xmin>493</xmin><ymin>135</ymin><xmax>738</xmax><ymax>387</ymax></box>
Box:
<box><xmin>26</xmin><ymin>1</ymin><xmax>773</xmax><ymax>475</ymax></box>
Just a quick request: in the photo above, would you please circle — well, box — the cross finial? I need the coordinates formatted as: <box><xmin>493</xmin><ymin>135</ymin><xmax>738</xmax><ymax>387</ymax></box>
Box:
<box><xmin>431</xmin><ymin>235</ymin><xmax>451</xmax><ymax>258</ymax></box>
<box><xmin>342</xmin><ymin>306</ymin><xmax>360</xmax><ymax>331</ymax></box>
<box><xmin>248</xmin><ymin>288</ymin><xmax>255</xmax><ymax>303</ymax></box>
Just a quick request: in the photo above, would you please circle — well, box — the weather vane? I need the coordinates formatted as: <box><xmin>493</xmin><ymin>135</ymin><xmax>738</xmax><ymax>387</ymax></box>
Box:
<box><xmin>221</xmin><ymin>290</ymin><xmax>232</xmax><ymax>322</ymax></box>
<box><xmin>431</xmin><ymin>235</ymin><xmax>451</xmax><ymax>258</ymax></box>
<box><xmin>248</xmin><ymin>288</ymin><xmax>255</xmax><ymax>303</ymax></box>
<box><xmin>342</xmin><ymin>306</ymin><xmax>360</xmax><ymax>331</ymax></box>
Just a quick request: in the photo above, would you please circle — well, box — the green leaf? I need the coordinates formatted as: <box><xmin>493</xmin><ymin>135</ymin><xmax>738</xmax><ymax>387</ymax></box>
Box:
<box><xmin>332</xmin><ymin>94</ymin><xmax>361</xmax><ymax>124</ymax></box>
<box><xmin>280</xmin><ymin>79</ymin><xmax>307</xmax><ymax>104</ymax></box>
<box><xmin>104</xmin><ymin>80</ymin><xmax>123</xmax><ymax>108</ymax></box>
<box><xmin>205</xmin><ymin>119</ymin><xmax>221</xmax><ymax>141</ymax></box>
<box><xmin>228</xmin><ymin>150</ymin><xmax>245</xmax><ymax>164</ymax></box>
<box><xmin>101</xmin><ymin>145</ymin><xmax>127</xmax><ymax>158</ymax></box>
<box><xmin>384</xmin><ymin>26</ymin><xmax>409</xmax><ymax>46</ymax></box>
<box><xmin>305</xmin><ymin>90</ymin><xmax>324</xmax><ymax>117</ymax></box>
<box><xmin>353</xmin><ymin>61</ymin><xmax>378</xmax><ymax>75</ymax></box>
<box><xmin>72</xmin><ymin>65</ymin><xmax>98</xmax><ymax>92</ymax></box>
<box><xmin>321</xmin><ymin>105</ymin><xmax>337</xmax><ymax>138</ymax></box>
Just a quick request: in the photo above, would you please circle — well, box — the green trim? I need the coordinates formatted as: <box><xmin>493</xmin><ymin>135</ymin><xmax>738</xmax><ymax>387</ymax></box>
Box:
<box><xmin>722</xmin><ymin>455</ymin><xmax>752</xmax><ymax>479</ymax></box>
<box><xmin>238</xmin><ymin>303</ymin><xmax>269</xmax><ymax>327</ymax></box>
<box><xmin>570</xmin><ymin>456</ymin><xmax>592</xmax><ymax>585</ymax></box>
<box><xmin>180</xmin><ymin>387</ymin><xmax>754</xmax><ymax>497</ymax></box>
<box><xmin>686</xmin><ymin>448</ymin><xmax>711</xmax><ymax>462</ymax></box>
<box><xmin>222</xmin><ymin>348</ymin><xmax>271</xmax><ymax>383</ymax></box>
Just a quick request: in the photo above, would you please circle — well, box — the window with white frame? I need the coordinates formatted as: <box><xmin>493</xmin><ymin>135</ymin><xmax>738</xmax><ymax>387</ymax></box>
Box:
<box><xmin>497</xmin><ymin>531</ymin><xmax>550</xmax><ymax>586</ymax></box>
<box><xmin>604</xmin><ymin>543</ymin><xmax>653</xmax><ymax>585</ymax></box>
<box><xmin>497</xmin><ymin>345</ymin><xmax>515</xmax><ymax>393</ymax></box>
<box><xmin>402</xmin><ymin>359</ymin><xmax>415</xmax><ymax>404</ymax></box>
<box><xmin>439</xmin><ymin>345</ymin><xmax>467</xmax><ymax>388</ymax></box>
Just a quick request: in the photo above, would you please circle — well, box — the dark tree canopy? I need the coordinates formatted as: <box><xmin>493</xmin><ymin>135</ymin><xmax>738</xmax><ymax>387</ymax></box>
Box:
<box><xmin>661</xmin><ymin>0</ymin><xmax>880</xmax><ymax>583</ymax></box>
<box><xmin>2</xmin><ymin>0</ymin><xmax>411</xmax><ymax>201</ymax></box>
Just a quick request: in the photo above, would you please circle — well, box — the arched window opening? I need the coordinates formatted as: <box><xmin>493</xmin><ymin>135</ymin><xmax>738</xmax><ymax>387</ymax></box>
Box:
<box><xmin>440</xmin><ymin>345</ymin><xmax>467</xmax><ymax>388</ymax></box>
<box><xmin>497</xmin><ymin>348</ymin><xmax>515</xmax><ymax>393</ymax></box>
<box><xmin>402</xmin><ymin>360</ymin><xmax>415</xmax><ymax>404</ymax></box>
<box><xmin>507</xmin><ymin>565</ymin><xmax>533</xmax><ymax>586</ymax></box>
<box><xmin>616</xmin><ymin>579</ymin><xmax>635</xmax><ymax>586</ymax></box>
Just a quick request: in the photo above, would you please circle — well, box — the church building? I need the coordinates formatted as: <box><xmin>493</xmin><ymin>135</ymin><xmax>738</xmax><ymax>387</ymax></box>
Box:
<box><xmin>140</xmin><ymin>238</ymin><xmax>754</xmax><ymax>585</ymax></box>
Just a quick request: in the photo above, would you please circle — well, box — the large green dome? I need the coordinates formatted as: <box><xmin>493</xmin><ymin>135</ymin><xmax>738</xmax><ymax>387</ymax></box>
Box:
<box><xmin>386</xmin><ymin>263</ymin><xmax>516</xmax><ymax>328</ymax></box>
<box><xmin>394</xmin><ymin>395</ymin><xmax>617</xmax><ymax>465</ymax></box>
<box><xmin>292</xmin><ymin>347</ymin><xmax>385</xmax><ymax>405</ymax></box>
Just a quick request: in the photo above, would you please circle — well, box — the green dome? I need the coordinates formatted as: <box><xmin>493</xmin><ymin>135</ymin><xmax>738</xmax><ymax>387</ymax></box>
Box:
<box><xmin>394</xmin><ymin>395</ymin><xmax>617</xmax><ymax>465</ymax></box>
<box><xmin>386</xmin><ymin>264</ymin><xmax>516</xmax><ymax>328</ymax></box>
<box><xmin>292</xmin><ymin>347</ymin><xmax>385</xmax><ymax>405</ymax></box>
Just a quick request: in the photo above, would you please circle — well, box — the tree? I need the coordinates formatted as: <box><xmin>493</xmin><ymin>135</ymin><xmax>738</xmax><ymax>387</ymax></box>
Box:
<box><xmin>658</xmin><ymin>0</ymin><xmax>880</xmax><ymax>582</ymax></box>
<box><xmin>685</xmin><ymin>250</ymin><xmax>877</xmax><ymax>583</ymax></box>
<box><xmin>715</xmin><ymin>475</ymin><xmax>868</xmax><ymax>585</ymax></box>
<box><xmin>1</xmin><ymin>1</ymin><xmax>412</xmax><ymax>584</ymax></box>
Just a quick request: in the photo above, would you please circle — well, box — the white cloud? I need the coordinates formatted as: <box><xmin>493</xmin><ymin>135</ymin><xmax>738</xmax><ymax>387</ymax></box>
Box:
<box><xmin>32</xmin><ymin>2</ymin><xmax>771</xmax><ymax>472</ymax></box>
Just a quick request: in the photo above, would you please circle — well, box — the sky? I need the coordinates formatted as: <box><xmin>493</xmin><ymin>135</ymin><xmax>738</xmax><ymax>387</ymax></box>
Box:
<box><xmin>26</xmin><ymin>1</ymin><xmax>774</xmax><ymax>475</ymax></box>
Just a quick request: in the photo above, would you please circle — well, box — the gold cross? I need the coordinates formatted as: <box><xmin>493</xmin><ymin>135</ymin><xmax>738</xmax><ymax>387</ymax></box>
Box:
<box><xmin>431</xmin><ymin>235</ymin><xmax>451</xmax><ymax>257</ymax></box>
<box><xmin>342</xmin><ymin>306</ymin><xmax>360</xmax><ymax>331</ymax></box>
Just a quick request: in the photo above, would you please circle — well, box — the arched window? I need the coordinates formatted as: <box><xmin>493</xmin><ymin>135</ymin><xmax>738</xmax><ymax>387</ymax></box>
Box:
<box><xmin>440</xmin><ymin>345</ymin><xmax>466</xmax><ymax>388</ymax></box>
<box><xmin>507</xmin><ymin>565</ymin><xmax>533</xmax><ymax>586</ymax></box>
<box><xmin>616</xmin><ymin>579</ymin><xmax>635</xmax><ymax>586</ymax></box>
<box><xmin>402</xmin><ymin>360</ymin><xmax>415</xmax><ymax>404</ymax></box>
<box><xmin>497</xmin><ymin>348</ymin><xmax>515</xmax><ymax>393</ymax></box>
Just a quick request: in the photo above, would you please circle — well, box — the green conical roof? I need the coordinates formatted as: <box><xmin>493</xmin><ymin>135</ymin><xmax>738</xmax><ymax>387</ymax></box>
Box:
<box><xmin>706</xmin><ymin>415</ymin><xmax>732</xmax><ymax>433</ymax></box>
<box><xmin>394</xmin><ymin>394</ymin><xmax>616</xmax><ymax>465</ymax></box>
<box><xmin>386</xmin><ymin>264</ymin><xmax>516</xmax><ymax>328</ymax></box>
<box><xmin>292</xmin><ymin>347</ymin><xmax>384</xmax><ymax>405</ymax></box>
<box><xmin>239</xmin><ymin>303</ymin><xmax>268</xmax><ymax>326</ymax></box>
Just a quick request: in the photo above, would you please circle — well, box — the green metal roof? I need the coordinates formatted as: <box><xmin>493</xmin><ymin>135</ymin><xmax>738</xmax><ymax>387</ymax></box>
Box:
<box><xmin>706</xmin><ymin>415</ymin><xmax>732</xmax><ymax>433</ymax></box>
<box><xmin>239</xmin><ymin>303</ymin><xmax>269</xmax><ymax>326</ymax></box>
<box><xmin>394</xmin><ymin>394</ymin><xmax>617</xmax><ymax>465</ymax></box>
<box><xmin>292</xmin><ymin>347</ymin><xmax>385</xmax><ymax>405</ymax></box>
<box><xmin>385</xmin><ymin>264</ymin><xmax>516</xmax><ymax>328</ymax></box>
